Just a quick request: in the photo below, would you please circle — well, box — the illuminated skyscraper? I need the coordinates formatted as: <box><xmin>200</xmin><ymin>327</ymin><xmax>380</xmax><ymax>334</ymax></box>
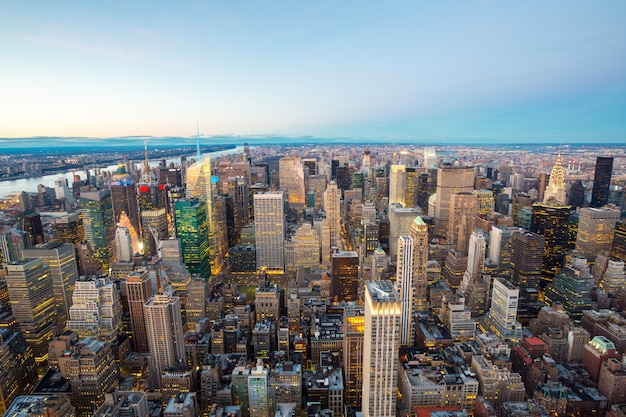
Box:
<box><xmin>23</xmin><ymin>242</ymin><xmax>78</xmax><ymax>330</ymax></box>
<box><xmin>590</xmin><ymin>156</ymin><xmax>613</xmax><ymax>208</ymax></box>
<box><xmin>5</xmin><ymin>258</ymin><xmax>56</xmax><ymax>367</ymax></box>
<box><xmin>144</xmin><ymin>293</ymin><xmax>185</xmax><ymax>390</ymax></box>
<box><xmin>544</xmin><ymin>257</ymin><xmax>593</xmax><ymax>320</ymax></box>
<box><xmin>489</xmin><ymin>225</ymin><xmax>524</xmax><ymax>268</ymax></box>
<box><xmin>125</xmin><ymin>269</ymin><xmax>153</xmax><ymax>353</ymax></box>
<box><xmin>396</xmin><ymin>235</ymin><xmax>414</xmax><ymax>346</ymax></box>
<box><xmin>362</xmin><ymin>280</ymin><xmax>401</xmax><ymax>417</ymax></box>
<box><xmin>362</xmin><ymin>148</ymin><xmax>372</xmax><ymax>178</ymax></box>
<box><xmin>434</xmin><ymin>166</ymin><xmax>475</xmax><ymax>236</ymax></box>
<box><xmin>324</xmin><ymin>181</ymin><xmax>342</xmax><ymax>249</ymax></box>
<box><xmin>343</xmin><ymin>304</ymin><xmax>364</xmax><ymax>408</ymax></box>
<box><xmin>331</xmin><ymin>251</ymin><xmax>359</xmax><ymax>302</ymax></box>
<box><xmin>186</xmin><ymin>155</ymin><xmax>222</xmax><ymax>275</ymax></box>
<box><xmin>279</xmin><ymin>155</ymin><xmax>305</xmax><ymax>210</ymax></box>
<box><xmin>543</xmin><ymin>153</ymin><xmax>566</xmax><ymax>205</ymax></box>
<box><xmin>447</xmin><ymin>192</ymin><xmax>478</xmax><ymax>255</ymax></box>
<box><xmin>0</xmin><ymin>328</ymin><xmax>38</xmax><ymax>415</ymax></box>
<box><xmin>411</xmin><ymin>216</ymin><xmax>429</xmax><ymax>313</ymax></box>
<box><xmin>575</xmin><ymin>207</ymin><xmax>620</xmax><ymax>261</ymax></box>
<box><xmin>531</xmin><ymin>202</ymin><xmax>572</xmax><ymax>287</ymax></box>
<box><xmin>510</xmin><ymin>231</ymin><xmax>544</xmax><ymax>307</ymax></box>
<box><xmin>254</xmin><ymin>192</ymin><xmax>285</xmax><ymax>273</ymax></box>
<box><xmin>175</xmin><ymin>198</ymin><xmax>210</xmax><ymax>278</ymax></box>
<box><xmin>110</xmin><ymin>181</ymin><xmax>140</xmax><ymax>238</ymax></box>
<box><xmin>388</xmin><ymin>204</ymin><xmax>421</xmax><ymax>259</ymax></box>
<box><xmin>80</xmin><ymin>189</ymin><xmax>115</xmax><ymax>269</ymax></box>
<box><xmin>611</xmin><ymin>221</ymin><xmax>626</xmax><ymax>262</ymax></box>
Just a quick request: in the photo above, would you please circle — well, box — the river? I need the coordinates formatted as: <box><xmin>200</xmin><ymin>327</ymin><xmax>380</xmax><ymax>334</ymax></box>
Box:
<box><xmin>0</xmin><ymin>145</ymin><xmax>244</xmax><ymax>198</ymax></box>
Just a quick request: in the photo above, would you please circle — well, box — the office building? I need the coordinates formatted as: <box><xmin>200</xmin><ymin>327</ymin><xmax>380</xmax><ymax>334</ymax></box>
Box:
<box><xmin>80</xmin><ymin>189</ymin><xmax>115</xmax><ymax>269</ymax></box>
<box><xmin>144</xmin><ymin>292</ymin><xmax>185</xmax><ymax>390</ymax></box>
<box><xmin>483</xmin><ymin>277</ymin><xmax>523</xmax><ymax>342</ymax></box>
<box><xmin>583</xmin><ymin>336</ymin><xmax>621</xmax><ymax>382</ymax></box>
<box><xmin>510</xmin><ymin>231</ymin><xmax>544</xmax><ymax>308</ymax></box>
<box><xmin>576</xmin><ymin>207</ymin><xmax>621</xmax><ymax>261</ymax></box>
<box><xmin>254</xmin><ymin>192</ymin><xmax>285</xmax><ymax>273</ymax></box>
<box><xmin>447</xmin><ymin>192</ymin><xmax>478</xmax><ymax>255</ymax></box>
<box><xmin>248</xmin><ymin>359</ymin><xmax>270</xmax><ymax>417</ymax></box>
<box><xmin>544</xmin><ymin>257</ymin><xmax>593</xmax><ymax>320</ymax></box>
<box><xmin>531</xmin><ymin>202</ymin><xmax>571</xmax><ymax>287</ymax></box>
<box><xmin>279</xmin><ymin>155</ymin><xmax>306</xmax><ymax>210</ymax></box>
<box><xmin>611</xmin><ymin>222</ymin><xmax>626</xmax><ymax>262</ymax></box>
<box><xmin>186</xmin><ymin>155</ymin><xmax>223</xmax><ymax>275</ymax></box>
<box><xmin>343</xmin><ymin>304</ymin><xmax>364</xmax><ymax>408</ymax></box>
<box><xmin>434</xmin><ymin>166</ymin><xmax>475</xmax><ymax>236</ymax></box>
<box><xmin>362</xmin><ymin>280</ymin><xmax>401</xmax><ymax>417</ymax></box>
<box><xmin>5</xmin><ymin>258</ymin><xmax>56</xmax><ymax>366</ymax></box>
<box><xmin>114</xmin><ymin>226</ymin><xmax>133</xmax><ymax>262</ymax></box>
<box><xmin>292</xmin><ymin>223</ymin><xmax>320</xmax><ymax>269</ymax></box>
<box><xmin>125</xmin><ymin>269</ymin><xmax>153</xmax><ymax>352</ymax></box>
<box><xmin>175</xmin><ymin>198</ymin><xmax>211</xmax><ymax>277</ymax></box>
<box><xmin>58</xmin><ymin>336</ymin><xmax>119</xmax><ymax>417</ymax></box>
<box><xmin>49</xmin><ymin>211</ymin><xmax>83</xmax><ymax>244</ymax></box>
<box><xmin>389</xmin><ymin>164</ymin><xmax>406</xmax><ymax>207</ymax></box>
<box><xmin>67</xmin><ymin>275</ymin><xmax>123</xmax><ymax>344</ymax></box>
<box><xmin>110</xmin><ymin>182</ymin><xmax>140</xmax><ymax>238</ymax></box>
<box><xmin>23</xmin><ymin>242</ymin><xmax>78</xmax><ymax>330</ymax></box>
<box><xmin>591</xmin><ymin>157</ymin><xmax>614</xmax><ymax>208</ymax></box>
<box><xmin>0</xmin><ymin>328</ymin><xmax>38</xmax><ymax>415</ymax></box>
<box><xmin>331</xmin><ymin>251</ymin><xmax>359</xmax><ymax>303</ymax></box>
<box><xmin>411</xmin><ymin>216</ymin><xmax>429</xmax><ymax>313</ymax></box>
<box><xmin>489</xmin><ymin>225</ymin><xmax>524</xmax><ymax>268</ymax></box>
<box><xmin>388</xmin><ymin>204</ymin><xmax>421</xmax><ymax>259</ymax></box>
<box><xmin>3</xmin><ymin>395</ymin><xmax>74</xmax><ymax>417</ymax></box>
<box><xmin>324</xmin><ymin>181</ymin><xmax>342</xmax><ymax>249</ymax></box>
<box><xmin>396</xmin><ymin>235</ymin><xmax>414</xmax><ymax>346</ymax></box>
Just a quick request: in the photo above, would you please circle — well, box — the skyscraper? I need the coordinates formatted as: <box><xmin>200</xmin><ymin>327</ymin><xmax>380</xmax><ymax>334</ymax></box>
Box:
<box><xmin>590</xmin><ymin>156</ymin><xmax>613</xmax><ymax>208</ymax></box>
<box><xmin>531</xmin><ymin>202</ymin><xmax>572</xmax><ymax>287</ymax></box>
<box><xmin>125</xmin><ymin>269</ymin><xmax>153</xmax><ymax>353</ymax></box>
<box><xmin>362</xmin><ymin>280</ymin><xmax>401</xmax><ymax>417</ymax></box>
<box><xmin>447</xmin><ymin>192</ymin><xmax>478</xmax><ymax>255</ymax></box>
<box><xmin>434</xmin><ymin>166</ymin><xmax>475</xmax><ymax>236</ymax></box>
<box><xmin>248</xmin><ymin>359</ymin><xmax>270</xmax><ymax>417</ymax></box>
<box><xmin>144</xmin><ymin>292</ymin><xmax>185</xmax><ymax>390</ymax></box>
<box><xmin>279</xmin><ymin>155</ymin><xmax>305</xmax><ymax>210</ymax></box>
<box><xmin>510</xmin><ymin>231</ymin><xmax>544</xmax><ymax>309</ymax></box>
<box><xmin>543</xmin><ymin>153</ymin><xmax>566</xmax><ymax>205</ymax></box>
<box><xmin>483</xmin><ymin>277</ymin><xmax>523</xmax><ymax>342</ymax></box>
<box><xmin>396</xmin><ymin>236</ymin><xmax>414</xmax><ymax>346</ymax></box>
<box><xmin>389</xmin><ymin>164</ymin><xmax>406</xmax><ymax>207</ymax></box>
<box><xmin>324</xmin><ymin>181</ymin><xmax>342</xmax><ymax>249</ymax></box>
<box><xmin>575</xmin><ymin>207</ymin><xmax>621</xmax><ymax>261</ymax></box>
<box><xmin>186</xmin><ymin>155</ymin><xmax>223</xmax><ymax>275</ymax></box>
<box><xmin>80</xmin><ymin>189</ymin><xmax>114</xmax><ymax>269</ymax></box>
<box><xmin>115</xmin><ymin>226</ymin><xmax>133</xmax><ymax>262</ymax></box>
<box><xmin>23</xmin><ymin>242</ymin><xmax>78</xmax><ymax>330</ymax></box>
<box><xmin>292</xmin><ymin>223</ymin><xmax>320</xmax><ymax>269</ymax></box>
<box><xmin>254</xmin><ymin>192</ymin><xmax>285</xmax><ymax>273</ymax></box>
<box><xmin>489</xmin><ymin>225</ymin><xmax>524</xmax><ymax>269</ymax></box>
<box><xmin>110</xmin><ymin>181</ymin><xmax>140</xmax><ymax>238</ymax></box>
<box><xmin>331</xmin><ymin>251</ymin><xmax>359</xmax><ymax>302</ymax></box>
<box><xmin>5</xmin><ymin>258</ymin><xmax>56</xmax><ymax>367</ymax></box>
<box><xmin>343</xmin><ymin>304</ymin><xmax>364</xmax><ymax>408</ymax></box>
<box><xmin>411</xmin><ymin>216</ymin><xmax>429</xmax><ymax>313</ymax></box>
<box><xmin>67</xmin><ymin>275</ymin><xmax>123</xmax><ymax>344</ymax></box>
<box><xmin>175</xmin><ymin>198</ymin><xmax>210</xmax><ymax>278</ymax></box>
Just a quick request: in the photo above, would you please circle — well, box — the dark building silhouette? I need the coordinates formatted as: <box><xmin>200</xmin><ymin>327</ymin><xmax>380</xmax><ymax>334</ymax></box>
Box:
<box><xmin>111</xmin><ymin>183</ymin><xmax>140</xmax><ymax>235</ymax></box>
<box><xmin>611</xmin><ymin>221</ymin><xmax>626</xmax><ymax>262</ymax></box>
<box><xmin>22</xmin><ymin>212</ymin><xmax>44</xmax><ymax>244</ymax></box>
<box><xmin>590</xmin><ymin>157</ymin><xmax>613</xmax><ymax>208</ymax></box>
<box><xmin>531</xmin><ymin>203</ymin><xmax>571</xmax><ymax>289</ymax></box>
<box><xmin>510</xmin><ymin>231</ymin><xmax>544</xmax><ymax>320</ymax></box>
<box><xmin>568</xmin><ymin>180</ymin><xmax>586</xmax><ymax>208</ymax></box>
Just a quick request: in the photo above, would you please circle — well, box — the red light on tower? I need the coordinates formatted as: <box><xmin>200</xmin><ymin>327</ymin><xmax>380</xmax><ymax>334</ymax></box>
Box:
<box><xmin>159</xmin><ymin>183</ymin><xmax>165</xmax><ymax>191</ymax></box>
<box><xmin>139</xmin><ymin>185</ymin><xmax>149</xmax><ymax>193</ymax></box>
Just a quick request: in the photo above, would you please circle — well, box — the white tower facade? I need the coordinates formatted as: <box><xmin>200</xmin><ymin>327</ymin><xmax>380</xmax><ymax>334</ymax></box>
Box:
<box><xmin>362</xmin><ymin>280</ymin><xmax>401</xmax><ymax>417</ymax></box>
<box><xmin>396</xmin><ymin>236</ymin><xmax>414</xmax><ymax>346</ymax></box>
<box><xmin>144</xmin><ymin>292</ymin><xmax>185</xmax><ymax>390</ymax></box>
<box><xmin>389</xmin><ymin>165</ymin><xmax>406</xmax><ymax>207</ymax></box>
<box><xmin>115</xmin><ymin>226</ymin><xmax>133</xmax><ymax>262</ymax></box>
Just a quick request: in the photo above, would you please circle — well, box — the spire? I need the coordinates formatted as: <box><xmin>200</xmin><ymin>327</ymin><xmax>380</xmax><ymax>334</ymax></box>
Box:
<box><xmin>543</xmin><ymin>153</ymin><xmax>566</xmax><ymax>205</ymax></box>
<box><xmin>142</xmin><ymin>137</ymin><xmax>152</xmax><ymax>183</ymax></box>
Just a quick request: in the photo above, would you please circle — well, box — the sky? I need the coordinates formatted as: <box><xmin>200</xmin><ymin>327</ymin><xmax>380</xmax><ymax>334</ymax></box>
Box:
<box><xmin>1</xmin><ymin>1</ymin><xmax>625</xmax><ymax>144</ymax></box>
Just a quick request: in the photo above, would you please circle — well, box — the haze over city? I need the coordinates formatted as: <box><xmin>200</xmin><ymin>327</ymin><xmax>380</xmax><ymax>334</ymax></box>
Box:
<box><xmin>1</xmin><ymin>1</ymin><xmax>626</xmax><ymax>143</ymax></box>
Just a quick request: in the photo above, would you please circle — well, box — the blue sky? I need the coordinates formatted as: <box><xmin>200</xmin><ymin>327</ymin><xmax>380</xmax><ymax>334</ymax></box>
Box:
<box><xmin>1</xmin><ymin>1</ymin><xmax>625</xmax><ymax>143</ymax></box>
